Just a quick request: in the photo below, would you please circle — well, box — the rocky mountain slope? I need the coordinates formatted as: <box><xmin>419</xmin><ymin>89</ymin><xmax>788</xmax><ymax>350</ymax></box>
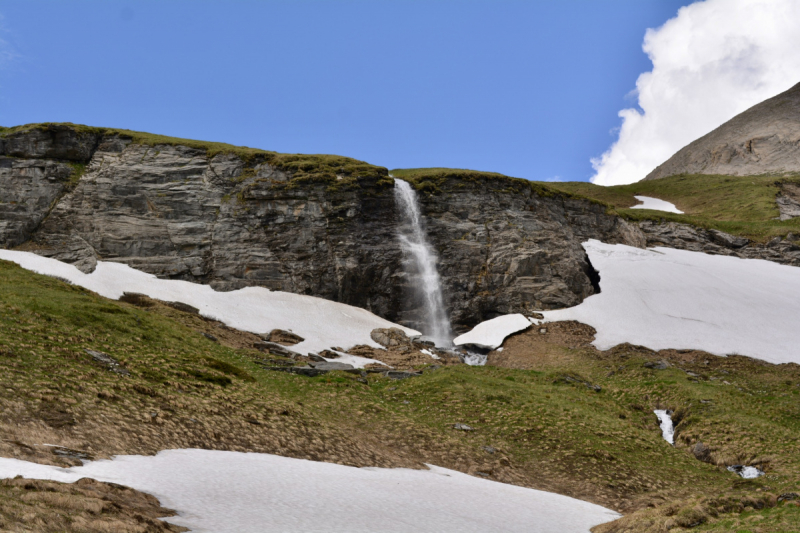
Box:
<box><xmin>0</xmin><ymin>123</ymin><xmax>642</xmax><ymax>332</ymax></box>
<box><xmin>644</xmin><ymin>81</ymin><xmax>800</xmax><ymax>180</ymax></box>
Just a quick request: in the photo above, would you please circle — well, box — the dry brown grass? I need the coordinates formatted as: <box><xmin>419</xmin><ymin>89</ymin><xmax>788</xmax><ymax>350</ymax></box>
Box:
<box><xmin>0</xmin><ymin>477</ymin><xmax>186</xmax><ymax>532</ymax></box>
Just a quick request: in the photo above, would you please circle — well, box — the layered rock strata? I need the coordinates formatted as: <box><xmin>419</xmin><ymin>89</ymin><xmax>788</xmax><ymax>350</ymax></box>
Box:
<box><xmin>0</xmin><ymin>124</ymin><xmax>648</xmax><ymax>332</ymax></box>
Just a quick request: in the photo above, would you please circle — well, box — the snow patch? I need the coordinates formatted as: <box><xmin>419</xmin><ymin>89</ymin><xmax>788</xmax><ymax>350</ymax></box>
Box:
<box><xmin>0</xmin><ymin>450</ymin><xmax>620</xmax><ymax>532</ymax></box>
<box><xmin>654</xmin><ymin>410</ymin><xmax>674</xmax><ymax>445</ymax></box>
<box><xmin>541</xmin><ymin>241</ymin><xmax>800</xmax><ymax>365</ymax></box>
<box><xmin>453</xmin><ymin>314</ymin><xmax>532</xmax><ymax>350</ymax></box>
<box><xmin>420</xmin><ymin>348</ymin><xmax>440</xmax><ymax>360</ymax></box>
<box><xmin>0</xmin><ymin>250</ymin><xmax>419</xmax><ymax>363</ymax></box>
<box><xmin>631</xmin><ymin>196</ymin><xmax>683</xmax><ymax>214</ymax></box>
<box><xmin>727</xmin><ymin>465</ymin><xmax>765</xmax><ymax>479</ymax></box>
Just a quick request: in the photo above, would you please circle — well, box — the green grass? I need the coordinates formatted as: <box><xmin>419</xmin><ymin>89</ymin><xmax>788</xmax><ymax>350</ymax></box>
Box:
<box><xmin>545</xmin><ymin>174</ymin><xmax>800</xmax><ymax>242</ymax></box>
<box><xmin>2</xmin><ymin>259</ymin><xmax>800</xmax><ymax>530</ymax></box>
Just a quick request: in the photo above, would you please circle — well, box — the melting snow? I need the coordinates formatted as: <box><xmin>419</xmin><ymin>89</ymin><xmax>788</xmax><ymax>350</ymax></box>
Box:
<box><xmin>654</xmin><ymin>410</ymin><xmax>674</xmax><ymax>445</ymax></box>
<box><xmin>453</xmin><ymin>314</ymin><xmax>532</xmax><ymax>350</ymax></box>
<box><xmin>0</xmin><ymin>450</ymin><xmax>620</xmax><ymax>533</ymax></box>
<box><xmin>0</xmin><ymin>250</ymin><xmax>419</xmax><ymax>364</ymax></box>
<box><xmin>727</xmin><ymin>465</ymin><xmax>765</xmax><ymax>479</ymax></box>
<box><xmin>541</xmin><ymin>241</ymin><xmax>800</xmax><ymax>365</ymax></box>
<box><xmin>631</xmin><ymin>195</ymin><xmax>683</xmax><ymax>214</ymax></box>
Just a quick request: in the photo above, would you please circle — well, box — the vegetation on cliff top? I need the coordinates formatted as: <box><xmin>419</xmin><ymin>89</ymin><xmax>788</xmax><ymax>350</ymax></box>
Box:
<box><xmin>546</xmin><ymin>173</ymin><xmax>800</xmax><ymax>242</ymax></box>
<box><xmin>1</xmin><ymin>122</ymin><xmax>388</xmax><ymax>186</ymax></box>
<box><xmin>1</xmin><ymin>260</ymin><xmax>799</xmax><ymax>531</ymax></box>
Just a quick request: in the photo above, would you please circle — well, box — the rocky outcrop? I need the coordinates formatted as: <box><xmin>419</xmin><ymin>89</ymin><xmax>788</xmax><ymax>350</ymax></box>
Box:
<box><xmin>1</xmin><ymin>124</ymin><xmax>644</xmax><ymax>332</ymax></box>
<box><xmin>637</xmin><ymin>220</ymin><xmax>800</xmax><ymax>267</ymax></box>
<box><xmin>645</xmin><ymin>81</ymin><xmax>800</xmax><ymax>180</ymax></box>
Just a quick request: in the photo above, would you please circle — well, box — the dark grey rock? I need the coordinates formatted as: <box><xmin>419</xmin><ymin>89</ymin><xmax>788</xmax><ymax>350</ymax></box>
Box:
<box><xmin>253</xmin><ymin>341</ymin><xmax>299</xmax><ymax>358</ymax></box>
<box><xmin>1</xmin><ymin>128</ymin><xmax>648</xmax><ymax>333</ymax></box>
<box><xmin>644</xmin><ymin>360</ymin><xmax>670</xmax><ymax>370</ymax></box>
<box><xmin>309</xmin><ymin>361</ymin><xmax>355</xmax><ymax>371</ymax></box>
<box><xmin>638</xmin><ymin>220</ymin><xmax>800</xmax><ymax>267</ymax></box>
<box><xmin>166</xmin><ymin>301</ymin><xmax>199</xmax><ymax>314</ymax></box>
<box><xmin>692</xmin><ymin>441</ymin><xmax>712</xmax><ymax>462</ymax></box>
<box><xmin>202</xmin><ymin>332</ymin><xmax>218</xmax><ymax>342</ymax></box>
<box><xmin>85</xmin><ymin>348</ymin><xmax>129</xmax><ymax>376</ymax></box>
<box><xmin>383</xmin><ymin>370</ymin><xmax>422</xmax><ymax>380</ymax></box>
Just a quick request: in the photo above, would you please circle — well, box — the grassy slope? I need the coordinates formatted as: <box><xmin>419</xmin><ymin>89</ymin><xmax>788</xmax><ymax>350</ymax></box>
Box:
<box><xmin>1</xmin><ymin>260</ymin><xmax>799</xmax><ymax>530</ymax></box>
<box><xmin>546</xmin><ymin>174</ymin><xmax>800</xmax><ymax>242</ymax></box>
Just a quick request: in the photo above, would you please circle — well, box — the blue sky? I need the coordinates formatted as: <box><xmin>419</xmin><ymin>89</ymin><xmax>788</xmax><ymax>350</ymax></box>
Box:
<box><xmin>0</xmin><ymin>1</ymin><xmax>692</xmax><ymax>182</ymax></box>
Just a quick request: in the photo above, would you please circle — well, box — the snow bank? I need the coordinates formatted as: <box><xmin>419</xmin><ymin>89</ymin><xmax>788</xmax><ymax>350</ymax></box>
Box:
<box><xmin>542</xmin><ymin>240</ymin><xmax>800</xmax><ymax>365</ymax></box>
<box><xmin>453</xmin><ymin>314</ymin><xmax>532</xmax><ymax>350</ymax></box>
<box><xmin>631</xmin><ymin>196</ymin><xmax>683</xmax><ymax>214</ymax></box>
<box><xmin>654</xmin><ymin>410</ymin><xmax>674</xmax><ymax>445</ymax></box>
<box><xmin>0</xmin><ymin>450</ymin><xmax>619</xmax><ymax>533</ymax></box>
<box><xmin>0</xmin><ymin>251</ymin><xmax>419</xmax><ymax>360</ymax></box>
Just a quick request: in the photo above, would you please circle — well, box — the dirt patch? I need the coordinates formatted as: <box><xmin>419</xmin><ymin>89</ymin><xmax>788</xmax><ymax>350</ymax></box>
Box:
<box><xmin>0</xmin><ymin>476</ymin><xmax>187</xmax><ymax>532</ymax></box>
<box><xmin>487</xmin><ymin>321</ymin><xmax>597</xmax><ymax>370</ymax></box>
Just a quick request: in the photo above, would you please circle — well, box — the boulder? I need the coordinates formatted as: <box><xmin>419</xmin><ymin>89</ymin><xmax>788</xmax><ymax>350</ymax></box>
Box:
<box><xmin>370</xmin><ymin>327</ymin><xmax>412</xmax><ymax>348</ymax></box>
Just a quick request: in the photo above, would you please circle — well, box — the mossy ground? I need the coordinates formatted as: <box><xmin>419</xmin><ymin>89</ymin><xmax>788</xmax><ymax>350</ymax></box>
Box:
<box><xmin>547</xmin><ymin>174</ymin><xmax>800</xmax><ymax>242</ymax></box>
<box><xmin>1</xmin><ymin>260</ymin><xmax>799</xmax><ymax>530</ymax></box>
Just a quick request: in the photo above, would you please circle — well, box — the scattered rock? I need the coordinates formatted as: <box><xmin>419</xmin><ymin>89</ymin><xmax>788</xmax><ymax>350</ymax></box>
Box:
<box><xmin>165</xmin><ymin>301</ymin><xmax>199</xmax><ymax>314</ymax></box>
<box><xmin>85</xmin><ymin>349</ymin><xmax>130</xmax><ymax>376</ymax></box>
<box><xmin>482</xmin><ymin>446</ymin><xmax>496</xmax><ymax>454</ymax></box>
<box><xmin>308</xmin><ymin>353</ymin><xmax>327</xmax><ymax>362</ymax></box>
<box><xmin>453</xmin><ymin>423</ymin><xmax>474</xmax><ymax>431</ymax></box>
<box><xmin>119</xmin><ymin>292</ymin><xmax>154</xmax><ymax>307</ymax></box>
<box><xmin>309</xmin><ymin>361</ymin><xmax>355</xmax><ymax>371</ymax></box>
<box><xmin>383</xmin><ymin>371</ymin><xmax>421</xmax><ymax>380</ymax></box>
<box><xmin>318</xmin><ymin>350</ymin><xmax>340</xmax><ymax>359</ymax></box>
<box><xmin>202</xmin><ymin>332</ymin><xmax>218</xmax><ymax>342</ymax></box>
<box><xmin>644</xmin><ymin>360</ymin><xmax>670</xmax><ymax>370</ymax></box>
<box><xmin>263</xmin><ymin>329</ymin><xmax>304</xmax><ymax>346</ymax></box>
<box><xmin>370</xmin><ymin>328</ymin><xmax>412</xmax><ymax>348</ymax></box>
<box><xmin>692</xmin><ymin>441</ymin><xmax>712</xmax><ymax>463</ymax></box>
<box><xmin>558</xmin><ymin>374</ymin><xmax>601</xmax><ymax>392</ymax></box>
<box><xmin>51</xmin><ymin>446</ymin><xmax>93</xmax><ymax>462</ymax></box>
<box><xmin>253</xmin><ymin>341</ymin><xmax>299</xmax><ymax>358</ymax></box>
<box><xmin>778</xmin><ymin>492</ymin><xmax>799</xmax><ymax>502</ymax></box>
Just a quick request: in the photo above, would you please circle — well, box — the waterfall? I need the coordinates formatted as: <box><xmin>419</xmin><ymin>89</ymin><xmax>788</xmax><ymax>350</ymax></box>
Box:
<box><xmin>393</xmin><ymin>179</ymin><xmax>453</xmax><ymax>347</ymax></box>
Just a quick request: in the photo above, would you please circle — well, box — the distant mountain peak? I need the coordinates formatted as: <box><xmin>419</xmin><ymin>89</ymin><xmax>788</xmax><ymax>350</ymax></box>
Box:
<box><xmin>644</xmin><ymin>81</ymin><xmax>800</xmax><ymax>181</ymax></box>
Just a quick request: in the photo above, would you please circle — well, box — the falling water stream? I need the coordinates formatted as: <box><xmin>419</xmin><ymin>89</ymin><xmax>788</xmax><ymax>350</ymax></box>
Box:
<box><xmin>393</xmin><ymin>179</ymin><xmax>453</xmax><ymax>347</ymax></box>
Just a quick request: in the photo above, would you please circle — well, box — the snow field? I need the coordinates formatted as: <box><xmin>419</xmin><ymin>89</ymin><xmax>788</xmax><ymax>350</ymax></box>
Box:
<box><xmin>541</xmin><ymin>240</ymin><xmax>800</xmax><ymax>365</ymax></box>
<box><xmin>453</xmin><ymin>313</ymin><xmax>532</xmax><ymax>350</ymax></box>
<box><xmin>630</xmin><ymin>195</ymin><xmax>684</xmax><ymax>214</ymax></box>
<box><xmin>0</xmin><ymin>450</ymin><xmax>620</xmax><ymax>533</ymax></box>
<box><xmin>0</xmin><ymin>250</ymin><xmax>419</xmax><ymax>365</ymax></box>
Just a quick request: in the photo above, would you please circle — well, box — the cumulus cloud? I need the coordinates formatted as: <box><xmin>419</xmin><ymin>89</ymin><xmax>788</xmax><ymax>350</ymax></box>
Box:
<box><xmin>591</xmin><ymin>0</ymin><xmax>800</xmax><ymax>185</ymax></box>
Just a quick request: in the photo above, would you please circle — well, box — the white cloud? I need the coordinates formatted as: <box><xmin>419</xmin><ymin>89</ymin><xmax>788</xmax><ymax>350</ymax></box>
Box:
<box><xmin>591</xmin><ymin>0</ymin><xmax>800</xmax><ymax>185</ymax></box>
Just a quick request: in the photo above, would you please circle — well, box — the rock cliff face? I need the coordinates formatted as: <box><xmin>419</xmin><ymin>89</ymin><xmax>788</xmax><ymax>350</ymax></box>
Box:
<box><xmin>0</xmin><ymin>124</ymin><xmax>646</xmax><ymax>333</ymax></box>
<box><xmin>636</xmin><ymin>220</ymin><xmax>800</xmax><ymax>267</ymax></box>
<box><xmin>644</xmin><ymin>81</ymin><xmax>800</xmax><ymax>180</ymax></box>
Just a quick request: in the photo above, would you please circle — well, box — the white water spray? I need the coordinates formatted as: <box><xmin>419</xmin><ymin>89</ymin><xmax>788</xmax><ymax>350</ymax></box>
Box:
<box><xmin>393</xmin><ymin>179</ymin><xmax>452</xmax><ymax>347</ymax></box>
